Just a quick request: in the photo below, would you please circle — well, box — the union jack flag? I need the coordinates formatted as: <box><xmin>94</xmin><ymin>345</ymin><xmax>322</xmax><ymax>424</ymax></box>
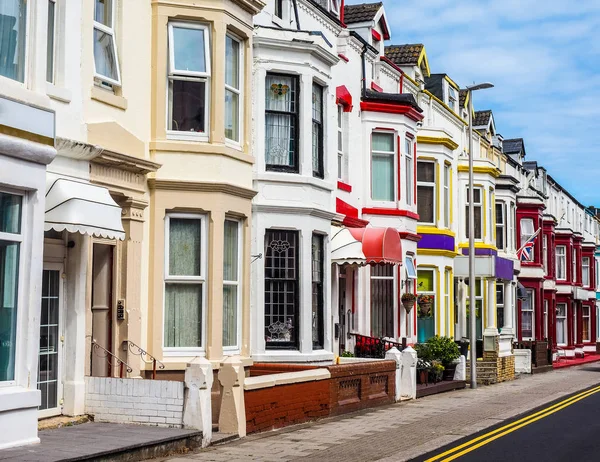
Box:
<box><xmin>516</xmin><ymin>228</ymin><xmax>541</xmax><ymax>262</ymax></box>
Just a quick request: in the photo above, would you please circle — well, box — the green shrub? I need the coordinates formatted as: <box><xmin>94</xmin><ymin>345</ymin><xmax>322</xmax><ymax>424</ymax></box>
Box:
<box><xmin>413</xmin><ymin>343</ymin><xmax>432</xmax><ymax>362</ymax></box>
<box><xmin>424</xmin><ymin>335</ymin><xmax>460</xmax><ymax>366</ymax></box>
<box><xmin>341</xmin><ymin>350</ymin><xmax>354</xmax><ymax>357</ymax></box>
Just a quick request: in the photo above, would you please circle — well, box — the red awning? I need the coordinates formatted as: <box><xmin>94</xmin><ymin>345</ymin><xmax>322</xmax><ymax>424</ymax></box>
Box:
<box><xmin>348</xmin><ymin>227</ymin><xmax>403</xmax><ymax>265</ymax></box>
<box><xmin>336</xmin><ymin>85</ymin><xmax>353</xmax><ymax>112</ymax></box>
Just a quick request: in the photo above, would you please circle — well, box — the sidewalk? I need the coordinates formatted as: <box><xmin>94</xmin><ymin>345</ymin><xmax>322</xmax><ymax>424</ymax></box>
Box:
<box><xmin>156</xmin><ymin>361</ymin><xmax>600</xmax><ymax>462</ymax></box>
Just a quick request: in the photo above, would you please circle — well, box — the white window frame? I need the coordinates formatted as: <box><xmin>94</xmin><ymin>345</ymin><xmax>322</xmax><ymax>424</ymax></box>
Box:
<box><xmin>46</xmin><ymin>0</ymin><xmax>57</xmax><ymax>84</ymax></box>
<box><xmin>448</xmin><ymin>85</ymin><xmax>457</xmax><ymax>112</ymax></box>
<box><xmin>509</xmin><ymin>202</ymin><xmax>516</xmax><ymax>251</ymax></box>
<box><xmin>497</xmin><ymin>284</ymin><xmax>505</xmax><ymax>331</ymax></box>
<box><xmin>556</xmin><ymin>245</ymin><xmax>566</xmax><ymax>281</ymax></box>
<box><xmin>556</xmin><ymin>303</ymin><xmax>567</xmax><ymax>346</ymax></box>
<box><xmin>496</xmin><ymin>201</ymin><xmax>506</xmax><ymax>250</ymax></box>
<box><xmin>465</xmin><ymin>186</ymin><xmax>483</xmax><ymax>241</ymax></box>
<box><xmin>0</xmin><ymin>189</ymin><xmax>25</xmax><ymax>387</ymax></box>
<box><xmin>223</xmin><ymin>219</ymin><xmax>242</xmax><ymax>353</ymax></box>
<box><xmin>417</xmin><ymin>160</ymin><xmax>436</xmax><ymax>225</ymax></box>
<box><xmin>405</xmin><ymin>137</ymin><xmax>414</xmax><ymax>205</ymax></box>
<box><xmin>583</xmin><ymin>305</ymin><xmax>591</xmax><ymax>343</ymax></box>
<box><xmin>371</xmin><ymin>131</ymin><xmax>396</xmax><ymax>204</ymax></box>
<box><xmin>488</xmin><ymin>189</ymin><xmax>494</xmax><ymax>241</ymax></box>
<box><xmin>572</xmin><ymin>247</ymin><xmax>577</xmax><ymax>283</ymax></box>
<box><xmin>444</xmin><ymin>270</ymin><xmax>451</xmax><ymax>334</ymax></box>
<box><xmin>405</xmin><ymin>256</ymin><xmax>417</xmax><ymax>279</ymax></box>
<box><xmin>93</xmin><ymin>0</ymin><xmax>121</xmax><ymax>86</ymax></box>
<box><xmin>443</xmin><ymin>164</ymin><xmax>450</xmax><ymax>228</ymax></box>
<box><xmin>337</xmin><ymin>105</ymin><xmax>345</xmax><ymax>180</ymax></box>
<box><xmin>224</xmin><ymin>32</ymin><xmax>243</xmax><ymax>146</ymax></box>
<box><xmin>543</xmin><ymin>235</ymin><xmax>548</xmax><ymax>274</ymax></box>
<box><xmin>521</xmin><ymin>289</ymin><xmax>534</xmax><ymax>341</ymax></box>
<box><xmin>163</xmin><ymin>213</ymin><xmax>207</xmax><ymax>356</ymax></box>
<box><xmin>166</xmin><ymin>21</ymin><xmax>211</xmax><ymax>141</ymax></box>
<box><xmin>543</xmin><ymin>299</ymin><xmax>548</xmax><ymax>339</ymax></box>
<box><xmin>582</xmin><ymin>257</ymin><xmax>590</xmax><ymax>288</ymax></box>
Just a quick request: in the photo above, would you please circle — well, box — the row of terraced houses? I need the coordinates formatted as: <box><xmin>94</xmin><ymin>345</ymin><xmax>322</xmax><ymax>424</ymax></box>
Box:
<box><xmin>1</xmin><ymin>0</ymin><xmax>599</xmax><ymax>449</ymax></box>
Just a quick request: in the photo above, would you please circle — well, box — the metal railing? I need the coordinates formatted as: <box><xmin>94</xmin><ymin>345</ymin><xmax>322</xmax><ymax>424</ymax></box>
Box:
<box><xmin>91</xmin><ymin>340</ymin><xmax>133</xmax><ymax>378</ymax></box>
<box><xmin>122</xmin><ymin>340</ymin><xmax>165</xmax><ymax>379</ymax></box>
<box><xmin>350</xmin><ymin>333</ymin><xmax>404</xmax><ymax>359</ymax></box>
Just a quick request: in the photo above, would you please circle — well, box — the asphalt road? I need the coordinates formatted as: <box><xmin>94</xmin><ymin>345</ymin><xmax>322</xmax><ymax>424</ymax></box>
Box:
<box><xmin>413</xmin><ymin>377</ymin><xmax>600</xmax><ymax>462</ymax></box>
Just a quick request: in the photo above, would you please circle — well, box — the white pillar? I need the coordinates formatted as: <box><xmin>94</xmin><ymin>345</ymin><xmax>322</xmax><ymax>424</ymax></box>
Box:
<box><xmin>484</xmin><ymin>278</ymin><xmax>499</xmax><ymax>352</ymax></box>
<box><xmin>458</xmin><ymin>279</ymin><xmax>468</xmax><ymax>339</ymax></box>
<box><xmin>502</xmin><ymin>281</ymin><xmax>515</xmax><ymax>336</ymax></box>
<box><xmin>385</xmin><ymin>347</ymin><xmax>402</xmax><ymax>402</ymax></box>
<box><xmin>400</xmin><ymin>346</ymin><xmax>417</xmax><ymax>400</ymax></box>
<box><xmin>184</xmin><ymin>358</ymin><xmax>213</xmax><ymax>447</ymax></box>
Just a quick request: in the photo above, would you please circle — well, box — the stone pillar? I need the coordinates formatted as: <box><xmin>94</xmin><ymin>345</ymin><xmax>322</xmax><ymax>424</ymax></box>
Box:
<box><xmin>483</xmin><ymin>278</ymin><xmax>499</xmax><ymax>352</ymax></box>
<box><xmin>453</xmin><ymin>355</ymin><xmax>466</xmax><ymax>381</ymax></box>
<box><xmin>218</xmin><ymin>356</ymin><xmax>246</xmax><ymax>437</ymax></box>
<box><xmin>502</xmin><ymin>281</ymin><xmax>515</xmax><ymax>336</ymax></box>
<box><xmin>385</xmin><ymin>347</ymin><xmax>402</xmax><ymax>402</ymax></box>
<box><xmin>400</xmin><ymin>346</ymin><xmax>417</xmax><ymax>400</ymax></box>
<box><xmin>184</xmin><ymin>358</ymin><xmax>213</xmax><ymax>447</ymax></box>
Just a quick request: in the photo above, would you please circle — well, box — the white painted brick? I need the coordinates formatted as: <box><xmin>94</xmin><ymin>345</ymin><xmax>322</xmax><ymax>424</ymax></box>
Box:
<box><xmin>166</xmin><ymin>404</ymin><xmax>182</xmax><ymax>412</ymax></box>
<box><xmin>149</xmin><ymin>416</ymin><xmax>166</xmax><ymax>423</ymax></box>
<box><xmin>166</xmin><ymin>418</ymin><xmax>182</xmax><ymax>426</ymax></box>
<box><xmin>133</xmin><ymin>416</ymin><xmax>151</xmax><ymax>423</ymax></box>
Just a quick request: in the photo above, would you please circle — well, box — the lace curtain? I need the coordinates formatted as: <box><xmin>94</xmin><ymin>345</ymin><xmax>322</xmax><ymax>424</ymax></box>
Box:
<box><xmin>265</xmin><ymin>75</ymin><xmax>296</xmax><ymax>167</ymax></box>
<box><xmin>223</xmin><ymin>220</ymin><xmax>239</xmax><ymax>347</ymax></box>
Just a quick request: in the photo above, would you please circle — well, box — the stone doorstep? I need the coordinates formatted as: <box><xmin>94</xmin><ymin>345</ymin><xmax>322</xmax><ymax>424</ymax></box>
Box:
<box><xmin>38</xmin><ymin>415</ymin><xmax>90</xmax><ymax>431</ymax></box>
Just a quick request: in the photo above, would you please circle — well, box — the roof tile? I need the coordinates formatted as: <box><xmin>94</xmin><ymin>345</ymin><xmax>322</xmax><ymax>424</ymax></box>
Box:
<box><xmin>343</xmin><ymin>2</ymin><xmax>383</xmax><ymax>24</ymax></box>
<box><xmin>384</xmin><ymin>44</ymin><xmax>424</xmax><ymax>66</ymax></box>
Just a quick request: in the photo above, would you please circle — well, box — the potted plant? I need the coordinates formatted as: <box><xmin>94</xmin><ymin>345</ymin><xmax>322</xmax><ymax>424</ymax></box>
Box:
<box><xmin>417</xmin><ymin>294</ymin><xmax>434</xmax><ymax>316</ymax></box>
<box><xmin>429</xmin><ymin>361</ymin><xmax>445</xmax><ymax>383</ymax></box>
<box><xmin>424</xmin><ymin>336</ymin><xmax>460</xmax><ymax>381</ymax></box>
<box><xmin>417</xmin><ymin>358</ymin><xmax>431</xmax><ymax>384</ymax></box>
<box><xmin>401</xmin><ymin>292</ymin><xmax>416</xmax><ymax>312</ymax></box>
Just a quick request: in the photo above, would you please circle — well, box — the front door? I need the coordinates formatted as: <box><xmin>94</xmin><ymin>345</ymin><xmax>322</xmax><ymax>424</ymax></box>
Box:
<box><xmin>38</xmin><ymin>266</ymin><xmax>63</xmax><ymax>417</ymax></box>
<box><xmin>91</xmin><ymin>243</ymin><xmax>114</xmax><ymax>377</ymax></box>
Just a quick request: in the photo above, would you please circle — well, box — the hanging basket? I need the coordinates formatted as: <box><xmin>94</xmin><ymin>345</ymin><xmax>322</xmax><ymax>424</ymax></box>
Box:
<box><xmin>402</xmin><ymin>299</ymin><xmax>414</xmax><ymax>312</ymax></box>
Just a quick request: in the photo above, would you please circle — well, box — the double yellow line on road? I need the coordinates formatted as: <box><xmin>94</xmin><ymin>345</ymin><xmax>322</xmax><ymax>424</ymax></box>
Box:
<box><xmin>425</xmin><ymin>384</ymin><xmax>600</xmax><ymax>462</ymax></box>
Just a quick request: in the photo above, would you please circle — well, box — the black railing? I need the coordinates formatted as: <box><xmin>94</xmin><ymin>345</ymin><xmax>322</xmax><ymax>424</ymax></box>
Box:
<box><xmin>122</xmin><ymin>340</ymin><xmax>165</xmax><ymax>379</ymax></box>
<box><xmin>91</xmin><ymin>341</ymin><xmax>133</xmax><ymax>378</ymax></box>
<box><xmin>351</xmin><ymin>333</ymin><xmax>404</xmax><ymax>359</ymax></box>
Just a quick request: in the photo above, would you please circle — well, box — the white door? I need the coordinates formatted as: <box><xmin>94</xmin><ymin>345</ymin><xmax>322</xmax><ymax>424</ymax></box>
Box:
<box><xmin>38</xmin><ymin>264</ymin><xmax>64</xmax><ymax>418</ymax></box>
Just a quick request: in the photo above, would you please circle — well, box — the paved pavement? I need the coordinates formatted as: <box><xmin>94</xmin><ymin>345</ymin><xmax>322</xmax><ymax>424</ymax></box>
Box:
<box><xmin>157</xmin><ymin>363</ymin><xmax>600</xmax><ymax>462</ymax></box>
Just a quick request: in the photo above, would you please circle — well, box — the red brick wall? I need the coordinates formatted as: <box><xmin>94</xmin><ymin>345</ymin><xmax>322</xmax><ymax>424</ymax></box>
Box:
<box><xmin>245</xmin><ymin>380</ymin><xmax>330</xmax><ymax>434</ymax></box>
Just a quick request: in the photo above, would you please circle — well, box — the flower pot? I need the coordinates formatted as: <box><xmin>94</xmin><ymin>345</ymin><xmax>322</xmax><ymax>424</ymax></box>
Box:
<box><xmin>418</xmin><ymin>369</ymin><xmax>428</xmax><ymax>385</ymax></box>
<box><xmin>402</xmin><ymin>300</ymin><xmax>414</xmax><ymax>312</ymax></box>
<box><xmin>442</xmin><ymin>364</ymin><xmax>456</xmax><ymax>381</ymax></box>
<box><xmin>419</xmin><ymin>302</ymin><xmax>431</xmax><ymax>316</ymax></box>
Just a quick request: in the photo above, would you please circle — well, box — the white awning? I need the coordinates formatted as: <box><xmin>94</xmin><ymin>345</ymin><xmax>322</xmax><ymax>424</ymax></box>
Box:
<box><xmin>45</xmin><ymin>176</ymin><xmax>125</xmax><ymax>240</ymax></box>
<box><xmin>331</xmin><ymin>226</ymin><xmax>366</xmax><ymax>266</ymax></box>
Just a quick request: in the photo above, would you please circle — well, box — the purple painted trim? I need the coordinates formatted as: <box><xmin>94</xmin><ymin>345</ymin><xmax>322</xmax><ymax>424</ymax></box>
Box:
<box><xmin>461</xmin><ymin>247</ymin><xmax>498</xmax><ymax>256</ymax></box>
<box><xmin>495</xmin><ymin>256</ymin><xmax>514</xmax><ymax>281</ymax></box>
<box><xmin>417</xmin><ymin>234</ymin><xmax>455</xmax><ymax>252</ymax></box>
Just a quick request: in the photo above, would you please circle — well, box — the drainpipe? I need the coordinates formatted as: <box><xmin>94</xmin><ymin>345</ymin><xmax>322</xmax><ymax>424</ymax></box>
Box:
<box><xmin>292</xmin><ymin>0</ymin><xmax>301</xmax><ymax>30</ymax></box>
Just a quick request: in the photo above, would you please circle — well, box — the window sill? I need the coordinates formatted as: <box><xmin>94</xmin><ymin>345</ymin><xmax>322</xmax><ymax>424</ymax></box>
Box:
<box><xmin>255</xmin><ymin>172</ymin><xmax>335</xmax><ymax>192</ymax></box>
<box><xmin>163</xmin><ymin>348</ymin><xmax>205</xmax><ymax>357</ymax></box>
<box><xmin>224</xmin><ymin>139</ymin><xmax>243</xmax><ymax>151</ymax></box>
<box><xmin>167</xmin><ymin>131</ymin><xmax>209</xmax><ymax>143</ymax></box>
<box><xmin>0</xmin><ymin>386</ymin><xmax>40</xmax><ymax>413</ymax></box>
<box><xmin>91</xmin><ymin>86</ymin><xmax>127</xmax><ymax>110</ymax></box>
<box><xmin>46</xmin><ymin>82</ymin><xmax>72</xmax><ymax>103</ymax></box>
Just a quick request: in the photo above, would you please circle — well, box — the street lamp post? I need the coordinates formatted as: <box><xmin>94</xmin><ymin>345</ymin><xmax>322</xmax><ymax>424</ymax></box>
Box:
<box><xmin>466</xmin><ymin>82</ymin><xmax>494</xmax><ymax>390</ymax></box>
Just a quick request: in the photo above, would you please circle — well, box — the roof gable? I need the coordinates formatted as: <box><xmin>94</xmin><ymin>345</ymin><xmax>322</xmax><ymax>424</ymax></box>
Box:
<box><xmin>384</xmin><ymin>44</ymin><xmax>430</xmax><ymax>77</ymax></box>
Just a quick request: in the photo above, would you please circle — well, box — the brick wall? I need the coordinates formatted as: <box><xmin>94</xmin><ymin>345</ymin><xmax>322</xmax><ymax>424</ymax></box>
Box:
<box><xmin>249</xmin><ymin>363</ymin><xmax>320</xmax><ymax>377</ymax></box>
<box><xmin>327</xmin><ymin>361</ymin><xmax>396</xmax><ymax>416</ymax></box>
<box><xmin>245</xmin><ymin>380</ymin><xmax>330</xmax><ymax>434</ymax></box>
<box><xmin>85</xmin><ymin>377</ymin><xmax>184</xmax><ymax>427</ymax></box>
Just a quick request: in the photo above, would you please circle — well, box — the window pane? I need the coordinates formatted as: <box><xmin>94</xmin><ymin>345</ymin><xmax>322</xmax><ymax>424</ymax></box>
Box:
<box><xmin>265</xmin><ymin>113</ymin><xmax>295</xmax><ymax>166</ymax></box>
<box><xmin>312</xmin><ymin>235</ymin><xmax>324</xmax><ymax>348</ymax></box>
<box><xmin>164</xmin><ymin>284</ymin><xmax>202</xmax><ymax>347</ymax></box>
<box><xmin>0</xmin><ymin>193</ymin><xmax>22</xmax><ymax>234</ymax></box>
<box><xmin>225</xmin><ymin>89</ymin><xmax>239</xmax><ymax>141</ymax></box>
<box><xmin>372</xmin><ymin>133</ymin><xmax>394</xmax><ymax>152</ymax></box>
<box><xmin>93</xmin><ymin>28</ymin><xmax>119</xmax><ymax>81</ymax></box>
<box><xmin>225</xmin><ymin>35</ymin><xmax>239</xmax><ymax>89</ymax></box>
<box><xmin>46</xmin><ymin>0</ymin><xmax>55</xmax><ymax>83</ymax></box>
<box><xmin>417</xmin><ymin>162</ymin><xmax>434</xmax><ymax>182</ymax></box>
<box><xmin>312</xmin><ymin>84</ymin><xmax>322</xmax><ymax>123</ymax></box>
<box><xmin>266</xmin><ymin>75</ymin><xmax>296</xmax><ymax>112</ymax></box>
<box><xmin>417</xmin><ymin>270</ymin><xmax>434</xmax><ymax>292</ymax></box>
<box><xmin>372</xmin><ymin>154</ymin><xmax>394</xmax><ymax>201</ymax></box>
<box><xmin>94</xmin><ymin>0</ymin><xmax>112</xmax><ymax>27</ymax></box>
<box><xmin>417</xmin><ymin>185</ymin><xmax>434</xmax><ymax>223</ymax></box>
<box><xmin>172</xmin><ymin>26</ymin><xmax>206</xmax><ymax>73</ymax></box>
<box><xmin>169</xmin><ymin>218</ymin><xmax>201</xmax><ymax>276</ymax></box>
<box><xmin>371</xmin><ymin>264</ymin><xmax>394</xmax><ymax>338</ymax></box>
<box><xmin>170</xmin><ymin>79</ymin><xmax>206</xmax><ymax>132</ymax></box>
<box><xmin>222</xmin><ymin>285</ymin><xmax>237</xmax><ymax>347</ymax></box>
<box><xmin>0</xmin><ymin>241</ymin><xmax>20</xmax><ymax>381</ymax></box>
<box><xmin>0</xmin><ymin>0</ymin><xmax>27</xmax><ymax>82</ymax></box>
<box><xmin>223</xmin><ymin>220</ymin><xmax>238</xmax><ymax>281</ymax></box>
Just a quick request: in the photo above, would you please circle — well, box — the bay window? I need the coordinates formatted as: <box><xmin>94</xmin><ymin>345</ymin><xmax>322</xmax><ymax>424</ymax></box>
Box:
<box><xmin>371</xmin><ymin>264</ymin><xmax>394</xmax><ymax>338</ymax></box>
<box><xmin>521</xmin><ymin>289</ymin><xmax>534</xmax><ymax>340</ymax></box>
<box><xmin>556</xmin><ymin>245</ymin><xmax>566</xmax><ymax>280</ymax></box>
<box><xmin>0</xmin><ymin>191</ymin><xmax>22</xmax><ymax>382</ymax></box>
<box><xmin>556</xmin><ymin>303</ymin><xmax>567</xmax><ymax>345</ymax></box>
<box><xmin>168</xmin><ymin>22</ymin><xmax>211</xmax><ymax>136</ymax></box>
<box><xmin>225</xmin><ymin>34</ymin><xmax>242</xmax><ymax>143</ymax></box>
<box><xmin>265</xmin><ymin>73</ymin><xmax>299</xmax><ymax>172</ymax></box>
<box><xmin>496</xmin><ymin>202</ymin><xmax>506</xmax><ymax>250</ymax></box>
<box><xmin>312</xmin><ymin>83</ymin><xmax>324</xmax><ymax>178</ymax></box>
<box><xmin>405</xmin><ymin>137</ymin><xmax>414</xmax><ymax>205</ymax></box>
<box><xmin>223</xmin><ymin>220</ymin><xmax>241</xmax><ymax>350</ymax></box>
<box><xmin>311</xmin><ymin>234</ymin><xmax>324</xmax><ymax>349</ymax></box>
<box><xmin>465</xmin><ymin>187</ymin><xmax>482</xmax><ymax>240</ymax></box>
<box><xmin>93</xmin><ymin>0</ymin><xmax>121</xmax><ymax>86</ymax></box>
<box><xmin>0</xmin><ymin>0</ymin><xmax>27</xmax><ymax>82</ymax></box>
<box><xmin>583</xmin><ymin>257</ymin><xmax>590</xmax><ymax>287</ymax></box>
<box><xmin>371</xmin><ymin>132</ymin><xmax>395</xmax><ymax>202</ymax></box>
<box><xmin>265</xmin><ymin>230</ymin><xmax>299</xmax><ymax>349</ymax></box>
<box><xmin>417</xmin><ymin>161</ymin><xmax>435</xmax><ymax>224</ymax></box>
<box><xmin>164</xmin><ymin>214</ymin><xmax>206</xmax><ymax>350</ymax></box>
<box><xmin>47</xmin><ymin>0</ymin><xmax>56</xmax><ymax>83</ymax></box>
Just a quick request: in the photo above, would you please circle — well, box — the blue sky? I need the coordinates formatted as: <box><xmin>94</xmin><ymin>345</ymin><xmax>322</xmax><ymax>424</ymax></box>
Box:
<box><xmin>346</xmin><ymin>0</ymin><xmax>600</xmax><ymax>205</ymax></box>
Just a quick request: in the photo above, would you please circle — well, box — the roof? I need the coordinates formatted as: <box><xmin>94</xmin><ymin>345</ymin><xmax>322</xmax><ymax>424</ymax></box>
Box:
<box><xmin>343</xmin><ymin>2</ymin><xmax>383</xmax><ymax>24</ymax></box>
<box><xmin>473</xmin><ymin>110</ymin><xmax>492</xmax><ymax>127</ymax></box>
<box><xmin>502</xmin><ymin>138</ymin><xmax>525</xmax><ymax>156</ymax></box>
<box><xmin>362</xmin><ymin>89</ymin><xmax>422</xmax><ymax>112</ymax></box>
<box><xmin>384</xmin><ymin>44</ymin><xmax>424</xmax><ymax>66</ymax></box>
